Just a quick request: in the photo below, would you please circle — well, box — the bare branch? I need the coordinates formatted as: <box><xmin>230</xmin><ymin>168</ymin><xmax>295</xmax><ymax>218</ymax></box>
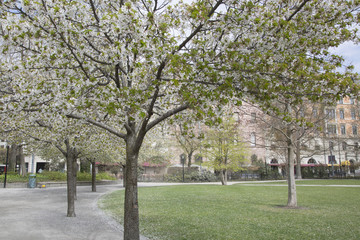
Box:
<box><xmin>66</xmin><ymin>113</ymin><xmax>126</xmax><ymax>139</ymax></box>
<box><xmin>286</xmin><ymin>0</ymin><xmax>311</xmax><ymax>21</ymax></box>
<box><xmin>146</xmin><ymin>104</ymin><xmax>189</xmax><ymax>132</ymax></box>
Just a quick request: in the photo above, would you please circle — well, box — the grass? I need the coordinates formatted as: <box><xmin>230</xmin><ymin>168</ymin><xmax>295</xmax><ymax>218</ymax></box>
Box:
<box><xmin>100</xmin><ymin>183</ymin><xmax>360</xmax><ymax>240</ymax></box>
<box><xmin>0</xmin><ymin>171</ymin><xmax>116</xmax><ymax>183</ymax></box>
<box><xmin>248</xmin><ymin>179</ymin><xmax>360</xmax><ymax>185</ymax></box>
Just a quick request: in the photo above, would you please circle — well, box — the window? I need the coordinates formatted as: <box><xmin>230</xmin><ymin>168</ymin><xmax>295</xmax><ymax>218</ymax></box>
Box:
<box><xmin>308</xmin><ymin>158</ymin><xmax>316</xmax><ymax>164</ymax></box>
<box><xmin>341</xmin><ymin>125</ymin><xmax>346</xmax><ymax>135</ymax></box>
<box><xmin>339</xmin><ymin>109</ymin><xmax>344</xmax><ymax>119</ymax></box>
<box><xmin>339</xmin><ymin>98</ymin><xmax>344</xmax><ymax>104</ymax></box>
<box><xmin>250</xmin><ymin>112</ymin><xmax>257</xmax><ymax>123</ymax></box>
<box><xmin>350</xmin><ymin>98</ymin><xmax>355</xmax><ymax>104</ymax></box>
<box><xmin>270</xmin><ymin>159</ymin><xmax>278</xmax><ymax>164</ymax></box>
<box><xmin>342</xmin><ymin>142</ymin><xmax>347</xmax><ymax>151</ymax></box>
<box><xmin>353</xmin><ymin>125</ymin><xmax>358</xmax><ymax>135</ymax></box>
<box><xmin>327</xmin><ymin>124</ymin><xmax>337</xmax><ymax>134</ymax></box>
<box><xmin>351</xmin><ymin>110</ymin><xmax>356</xmax><ymax>120</ymax></box>
<box><xmin>328</xmin><ymin>155</ymin><xmax>336</xmax><ymax>164</ymax></box>
<box><xmin>250</xmin><ymin>132</ymin><xmax>256</xmax><ymax>147</ymax></box>
<box><xmin>326</xmin><ymin>109</ymin><xmax>335</xmax><ymax>119</ymax></box>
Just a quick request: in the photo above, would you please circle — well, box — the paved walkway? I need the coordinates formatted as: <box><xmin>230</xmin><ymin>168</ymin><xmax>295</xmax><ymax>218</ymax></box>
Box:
<box><xmin>0</xmin><ymin>184</ymin><xmax>148</xmax><ymax>240</ymax></box>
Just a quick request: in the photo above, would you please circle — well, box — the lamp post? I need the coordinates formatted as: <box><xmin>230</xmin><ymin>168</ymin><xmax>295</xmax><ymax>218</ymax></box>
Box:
<box><xmin>329</xmin><ymin>147</ymin><xmax>334</xmax><ymax>178</ymax></box>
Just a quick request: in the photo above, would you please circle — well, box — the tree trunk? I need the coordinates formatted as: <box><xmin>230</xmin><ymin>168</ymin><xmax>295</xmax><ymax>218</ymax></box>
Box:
<box><xmin>18</xmin><ymin>146</ymin><xmax>26</xmax><ymax>176</ymax></box>
<box><xmin>91</xmin><ymin>161</ymin><xmax>96</xmax><ymax>192</ymax></box>
<box><xmin>65</xmin><ymin>141</ymin><xmax>77</xmax><ymax>217</ymax></box>
<box><xmin>219</xmin><ymin>169</ymin><xmax>227</xmax><ymax>185</ymax></box>
<box><xmin>124</xmin><ymin>133</ymin><xmax>142</xmax><ymax>240</ymax></box>
<box><xmin>73</xmin><ymin>160</ymin><xmax>78</xmax><ymax>201</ymax></box>
<box><xmin>8</xmin><ymin>144</ymin><xmax>17</xmax><ymax>172</ymax></box>
<box><xmin>287</xmin><ymin>134</ymin><xmax>297</xmax><ymax>207</ymax></box>
<box><xmin>295</xmin><ymin>143</ymin><xmax>302</xmax><ymax>179</ymax></box>
<box><xmin>187</xmin><ymin>151</ymin><xmax>193</xmax><ymax>169</ymax></box>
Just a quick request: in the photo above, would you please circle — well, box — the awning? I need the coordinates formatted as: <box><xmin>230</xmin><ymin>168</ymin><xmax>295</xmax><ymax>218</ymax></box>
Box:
<box><xmin>341</xmin><ymin>160</ymin><xmax>352</xmax><ymax>166</ymax></box>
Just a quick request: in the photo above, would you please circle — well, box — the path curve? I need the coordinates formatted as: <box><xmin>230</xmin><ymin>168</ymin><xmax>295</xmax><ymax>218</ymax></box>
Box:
<box><xmin>0</xmin><ymin>184</ymin><xmax>148</xmax><ymax>240</ymax></box>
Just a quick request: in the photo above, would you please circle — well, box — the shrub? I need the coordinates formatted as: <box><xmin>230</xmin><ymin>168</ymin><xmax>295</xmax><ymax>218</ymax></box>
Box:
<box><xmin>164</xmin><ymin>170</ymin><xmax>217</xmax><ymax>183</ymax></box>
<box><xmin>0</xmin><ymin>171</ymin><xmax>116</xmax><ymax>183</ymax></box>
<box><xmin>36</xmin><ymin>171</ymin><xmax>67</xmax><ymax>181</ymax></box>
<box><xmin>0</xmin><ymin>172</ymin><xmax>28</xmax><ymax>183</ymax></box>
<box><xmin>77</xmin><ymin>172</ymin><xmax>116</xmax><ymax>181</ymax></box>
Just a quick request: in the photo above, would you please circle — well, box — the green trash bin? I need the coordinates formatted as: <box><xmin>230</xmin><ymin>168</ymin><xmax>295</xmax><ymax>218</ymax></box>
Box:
<box><xmin>28</xmin><ymin>174</ymin><xmax>36</xmax><ymax>188</ymax></box>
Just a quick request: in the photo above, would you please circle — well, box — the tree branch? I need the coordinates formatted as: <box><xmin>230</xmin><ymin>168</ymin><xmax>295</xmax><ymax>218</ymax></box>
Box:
<box><xmin>176</xmin><ymin>0</ymin><xmax>223</xmax><ymax>52</ymax></box>
<box><xmin>146</xmin><ymin>104</ymin><xmax>189</xmax><ymax>132</ymax></box>
<box><xmin>66</xmin><ymin>113</ymin><xmax>126</xmax><ymax>139</ymax></box>
<box><xmin>286</xmin><ymin>0</ymin><xmax>311</xmax><ymax>22</ymax></box>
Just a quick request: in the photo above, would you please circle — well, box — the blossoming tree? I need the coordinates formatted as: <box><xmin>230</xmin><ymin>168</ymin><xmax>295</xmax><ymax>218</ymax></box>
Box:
<box><xmin>1</xmin><ymin>0</ymin><xmax>359</xmax><ymax>239</ymax></box>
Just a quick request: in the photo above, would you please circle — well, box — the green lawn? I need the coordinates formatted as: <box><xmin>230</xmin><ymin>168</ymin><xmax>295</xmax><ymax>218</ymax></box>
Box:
<box><xmin>99</xmin><ymin>184</ymin><xmax>360</xmax><ymax>240</ymax></box>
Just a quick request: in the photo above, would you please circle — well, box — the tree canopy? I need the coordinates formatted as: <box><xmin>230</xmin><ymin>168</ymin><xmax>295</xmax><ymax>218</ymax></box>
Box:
<box><xmin>1</xmin><ymin>0</ymin><xmax>360</xmax><ymax>239</ymax></box>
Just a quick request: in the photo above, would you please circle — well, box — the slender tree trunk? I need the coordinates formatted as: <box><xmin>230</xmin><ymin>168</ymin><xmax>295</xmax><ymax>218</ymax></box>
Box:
<box><xmin>19</xmin><ymin>146</ymin><xmax>26</xmax><ymax>176</ymax></box>
<box><xmin>8</xmin><ymin>144</ymin><xmax>17</xmax><ymax>172</ymax></box>
<box><xmin>220</xmin><ymin>169</ymin><xmax>227</xmax><ymax>185</ymax></box>
<box><xmin>187</xmin><ymin>151</ymin><xmax>193</xmax><ymax>169</ymax></box>
<box><xmin>287</xmin><ymin>132</ymin><xmax>297</xmax><ymax>207</ymax></box>
<box><xmin>73</xmin><ymin>160</ymin><xmax>77</xmax><ymax>201</ymax></box>
<box><xmin>223</xmin><ymin>169</ymin><xmax>228</xmax><ymax>185</ymax></box>
<box><xmin>91</xmin><ymin>160</ymin><xmax>96</xmax><ymax>192</ymax></box>
<box><xmin>295</xmin><ymin>143</ymin><xmax>302</xmax><ymax>179</ymax></box>
<box><xmin>65</xmin><ymin>140</ymin><xmax>77</xmax><ymax>217</ymax></box>
<box><xmin>66</xmin><ymin>153</ymin><xmax>76</xmax><ymax>217</ymax></box>
<box><xmin>124</xmin><ymin>133</ymin><xmax>142</xmax><ymax>240</ymax></box>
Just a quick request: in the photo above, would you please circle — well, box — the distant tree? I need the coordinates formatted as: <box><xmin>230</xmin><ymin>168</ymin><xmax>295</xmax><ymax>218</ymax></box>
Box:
<box><xmin>0</xmin><ymin>147</ymin><xmax>6</xmax><ymax>163</ymax></box>
<box><xmin>174</xmin><ymin>123</ymin><xmax>203</xmax><ymax>169</ymax></box>
<box><xmin>203</xmin><ymin>118</ymin><xmax>248</xmax><ymax>185</ymax></box>
<box><xmin>37</xmin><ymin>144</ymin><xmax>65</xmax><ymax>171</ymax></box>
<box><xmin>138</xmin><ymin>127</ymin><xmax>173</xmax><ymax>168</ymax></box>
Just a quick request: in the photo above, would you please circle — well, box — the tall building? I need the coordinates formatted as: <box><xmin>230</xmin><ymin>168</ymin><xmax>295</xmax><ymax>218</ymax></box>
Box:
<box><xmin>237</xmin><ymin>97</ymin><xmax>359</xmax><ymax>174</ymax></box>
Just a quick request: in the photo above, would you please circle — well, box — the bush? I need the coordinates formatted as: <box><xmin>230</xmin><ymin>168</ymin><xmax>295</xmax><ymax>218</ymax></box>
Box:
<box><xmin>77</xmin><ymin>172</ymin><xmax>116</xmax><ymax>181</ymax></box>
<box><xmin>96</xmin><ymin>172</ymin><xmax>117</xmax><ymax>181</ymax></box>
<box><xmin>0</xmin><ymin>171</ymin><xmax>116</xmax><ymax>183</ymax></box>
<box><xmin>164</xmin><ymin>170</ymin><xmax>217</xmax><ymax>183</ymax></box>
<box><xmin>0</xmin><ymin>172</ymin><xmax>28</xmax><ymax>183</ymax></box>
<box><xmin>36</xmin><ymin>171</ymin><xmax>67</xmax><ymax>181</ymax></box>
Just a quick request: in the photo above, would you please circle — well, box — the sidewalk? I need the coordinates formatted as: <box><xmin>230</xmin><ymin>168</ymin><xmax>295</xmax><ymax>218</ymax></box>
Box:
<box><xmin>0</xmin><ymin>184</ymin><xmax>148</xmax><ymax>240</ymax></box>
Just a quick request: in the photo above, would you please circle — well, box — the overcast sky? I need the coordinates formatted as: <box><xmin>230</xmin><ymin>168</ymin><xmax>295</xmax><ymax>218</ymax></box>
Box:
<box><xmin>330</xmin><ymin>41</ymin><xmax>360</xmax><ymax>73</ymax></box>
